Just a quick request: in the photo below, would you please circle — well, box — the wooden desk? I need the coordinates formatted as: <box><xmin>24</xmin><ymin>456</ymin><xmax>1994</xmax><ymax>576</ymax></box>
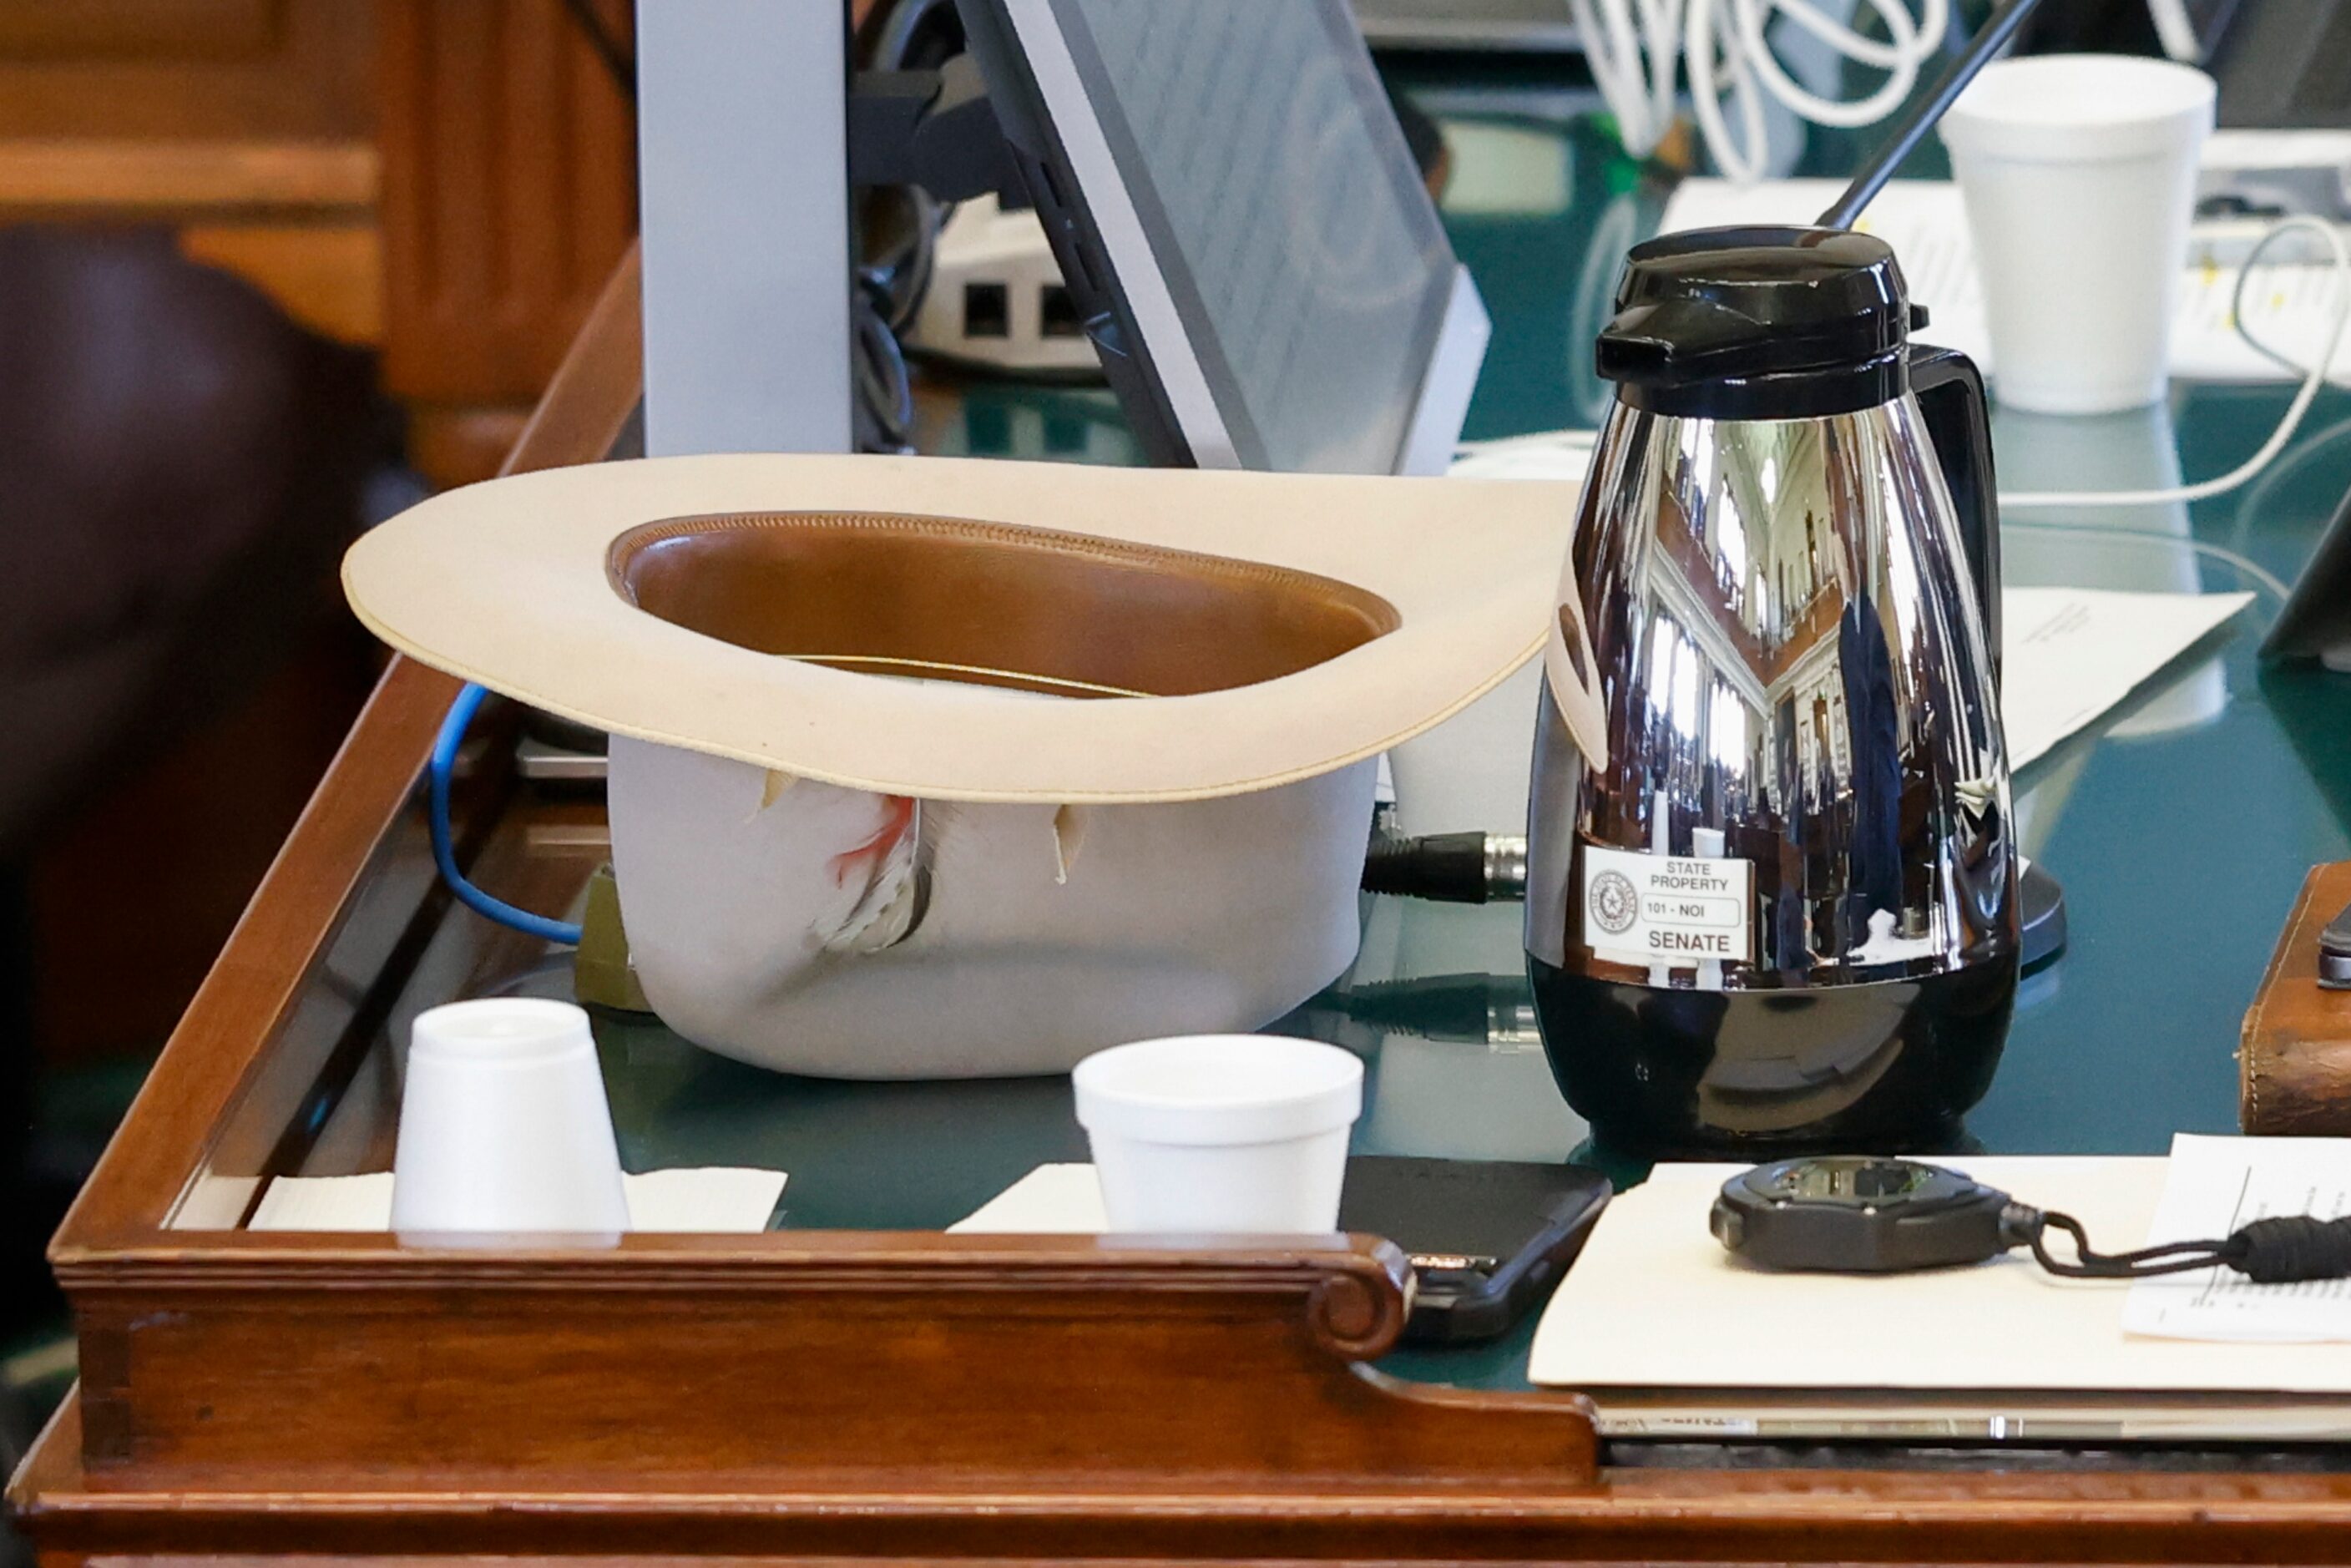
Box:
<box><xmin>12</xmin><ymin>239</ymin><xmax>2351</xmax><ymax>1568</ymax></box>
<box><xmin>21</xmin><ymin>79</ymin><xmax>2351</xmax><ymax>1568</ymax></box>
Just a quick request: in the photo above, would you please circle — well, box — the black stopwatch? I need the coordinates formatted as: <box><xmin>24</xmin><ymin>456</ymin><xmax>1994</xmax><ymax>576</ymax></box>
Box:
<box><xmin>1714</xmin><ymin>1156</ymin><xmax>2351</xmax><ymax>1282</ymax></box>
<box><xmin>1711</xmin><ymin>1156</ymin><xmax>2035</xmax><ymax>1272</ymax></box>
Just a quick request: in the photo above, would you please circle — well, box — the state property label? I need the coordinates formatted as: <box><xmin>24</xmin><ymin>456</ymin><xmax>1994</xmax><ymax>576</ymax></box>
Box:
<box><xmin>1582</xmin><ymin>844</ymin><xmax>1754</xmax><ymax>968</ymax></box>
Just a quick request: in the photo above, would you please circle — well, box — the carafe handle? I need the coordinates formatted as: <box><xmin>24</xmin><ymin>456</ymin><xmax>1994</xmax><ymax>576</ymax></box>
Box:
<box><xmin>1909</xmin><ymin>343</ymin><xmax>2000</xmax><ymax>689</ymax></box>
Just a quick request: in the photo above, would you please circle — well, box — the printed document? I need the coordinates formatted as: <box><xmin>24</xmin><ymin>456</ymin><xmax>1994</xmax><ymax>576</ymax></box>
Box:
<box><xmin>2126</xmin><ymin>1134</ymin><xmax>2351</xmax><ymax>1343</ymax></box>
<box><xmin>2000</xmin><ymin>587</ymin><xmax>2249</xmax><ymax>769</ymax></box>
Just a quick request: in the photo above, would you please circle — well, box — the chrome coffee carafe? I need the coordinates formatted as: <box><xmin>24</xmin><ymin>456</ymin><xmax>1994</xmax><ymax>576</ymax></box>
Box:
<box><xmin>1526</xmin><ymin>225</ymin><xmax>2018</xmax><ymax>1153</ymax></box>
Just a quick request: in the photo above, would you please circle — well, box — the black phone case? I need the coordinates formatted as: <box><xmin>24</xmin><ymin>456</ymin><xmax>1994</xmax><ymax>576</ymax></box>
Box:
<box><xmin>1338</xmin><ymin>1156</ymin><xmax>1614</xmax><ymax>1345</ymax></box>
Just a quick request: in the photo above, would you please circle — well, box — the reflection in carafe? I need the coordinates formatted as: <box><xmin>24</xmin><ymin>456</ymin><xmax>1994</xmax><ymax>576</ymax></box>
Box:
<box><xmin>1529</xmin><ymin>392</ymin><xmax>2019</xmax><ymax>1152</ymax></box>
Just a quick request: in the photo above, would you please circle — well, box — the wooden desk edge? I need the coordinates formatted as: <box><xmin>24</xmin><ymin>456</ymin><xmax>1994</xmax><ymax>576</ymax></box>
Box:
<box><xmin>22</xmin><ymin>1390</ymin><xmax>2351</xmax><ymax>1563</ymax></box>
<box><xmin>51</xmin><ymin>244</ymin><xmax>643</xmax><ymax>1253</ymax></box>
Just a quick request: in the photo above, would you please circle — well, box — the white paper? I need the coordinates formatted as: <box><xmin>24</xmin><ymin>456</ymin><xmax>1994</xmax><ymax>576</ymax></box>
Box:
<box><xmin>1531</xmin><ymin>1156</ymin><xmax>2351</xmax><ymax>1399</ymax></box>
<box><xmin>247</xmin><ymin>1167</ymin><xmax>786</xmax><ymax>1234</ymax></box>
<box><xmin>1449</xmin><ymin>427</ymin><xmax>1596</xmax><ymax>483</ymax></box>
<box><xmin>2126</xmin><ymin>1136</ymin><xmax>2351</xmax><ymax>1343</ymax></box>
<box><xmin>1660</xmin><ymin>179</ymin><xmax>1991</xmax><ymax>365</ymax></box>
<box><xmin>1659</xmin><ymin>177</ymin><xmax>2346</xmax><ymax>383</ymax></box>
<box><xmin>2178</xmin><ymin>250</ymin><xmax>2351</xmax><ymax>381</ymax></box>
<box><xmin>2000</xmin><ymin>587</ymin><xmax>2249</xmax><ymax>768</ymax></box>
<box><xmin>948</xmin><ymin>1163</ymin><xmax>1107</xmax><ymax>1233</ymax></box>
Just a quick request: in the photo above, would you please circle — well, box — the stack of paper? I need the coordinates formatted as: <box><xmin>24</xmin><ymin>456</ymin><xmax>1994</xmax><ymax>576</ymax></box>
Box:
<box><xmin>1533</xmin><ymin>1147</ymin><xmax>2351</xmax><ymax>1439</ymax></box>
<box><xmin>1530</xmin><ymin>1141</ymin><xmax>2351</xmax><ymax>1441</ymax></box>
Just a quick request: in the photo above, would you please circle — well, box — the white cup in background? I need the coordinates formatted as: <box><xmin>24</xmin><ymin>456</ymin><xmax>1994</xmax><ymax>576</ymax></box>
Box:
<box><xmin>1073</xmin><ymin>1035</ymin><xmax>1363</xmax><ymax>1234</ymax></box>
<box><xmin>1940</xmin><ymin>53</ymin><xmax>2216</xmax><ymax>415</ymax></box>
<box><xmin>390</xmin><ymin>998</ymin><xmax>631</xmax><ymax>1236</ymax></box>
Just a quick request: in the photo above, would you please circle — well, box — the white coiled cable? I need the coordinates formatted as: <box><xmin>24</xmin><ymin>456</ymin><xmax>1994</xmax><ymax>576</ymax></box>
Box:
<box><xmin>1571</xmin><ymin>0</ymin><xmax>2200</xmax><ymax>184</ymax></box>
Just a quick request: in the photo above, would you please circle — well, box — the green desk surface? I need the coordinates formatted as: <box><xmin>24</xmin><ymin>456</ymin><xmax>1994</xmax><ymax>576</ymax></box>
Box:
<box><xmin>443</xmin><ymin>85</ymin><xmax>2351</xmax><ymax>1394</ymax></box>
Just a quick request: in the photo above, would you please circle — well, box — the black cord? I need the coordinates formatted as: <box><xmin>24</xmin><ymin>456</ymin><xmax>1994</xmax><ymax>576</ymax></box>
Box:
<box><xmin>2024</xmin><ymin>1206</ymin><xmax>2351</xmax><ymax>1284</ymax></box>
<box><xmin>2027</xmin><ymin>1209</ymin><xmax>2238</xmax><ymax>1279</ymax></box>
<box><xmin>852</xmin><ymin>278</ymin><xmax>917</xmax><ymax>453</ymax></box>
<box><xmin>1816</xmin><ymin>0</ymin><xmax>2047</xmax><ymax>230</ymax></box>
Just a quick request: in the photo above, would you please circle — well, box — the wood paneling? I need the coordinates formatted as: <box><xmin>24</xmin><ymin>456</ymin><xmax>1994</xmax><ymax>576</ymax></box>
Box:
<box><xmin>0</xmin><ymin>139</ymin><xmax>374</xmax><ymax>214</ymax></box>
<box><xmin>47</xmin><ymin>1235</ymin><xmax>1593</xmax><ymax>1496</ymax></box>
<box><xmin>0</xmin><ymin>0</ymin><xmax>280</xmax><ymax>60</ymax></box>
<box><xmin>0</xmin><ymin>1</ymin><xmax>372</xmax><ymax>142</ymax></box>
<box><xmin>376</xmin><ymin>0</ymin><xmax>636</xmax><ymax>441</ymax></box>
<box><xmin>0</xmin><ymin>3</ymin><xmax>380</xmax><ymax>346</ymax></box>
<box><xmin>0</xmin><ymin>2</ymin><xmax>639</xmax><ymax>432</ymax></box>
<box><xmin>400</xmin><ymin>406</ymin><xmax>530</xmax><ymax>483</ymax></box>
<box><xmin>177</xmin><ymin>222</ymin><xmax>381</xmax><ymax>343</ymax></box>
<box><xmin>31</xmin><ymin>1374</ymin><xmax>2351</xmax><ymax>1563</ymax></box>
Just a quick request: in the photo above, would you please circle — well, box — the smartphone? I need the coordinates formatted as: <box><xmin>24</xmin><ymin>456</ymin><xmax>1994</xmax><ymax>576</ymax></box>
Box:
<box><xmin>1339</xmin><ymin>1156</ymin><xmax>1613</xmax><ymax>1344</ymax></box>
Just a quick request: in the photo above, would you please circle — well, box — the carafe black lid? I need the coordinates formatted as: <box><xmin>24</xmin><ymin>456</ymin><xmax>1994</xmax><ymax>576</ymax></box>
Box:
<box><xmin>1597</xmin><ymin>225</ymin><xmax>1929</xmax><ymax>419</ymax></box>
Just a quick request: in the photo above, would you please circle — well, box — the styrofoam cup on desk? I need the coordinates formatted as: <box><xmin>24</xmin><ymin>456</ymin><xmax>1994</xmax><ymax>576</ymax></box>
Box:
<box><xmin>390</xmin><ymin>998</ymin><xmax>631</xmax><ymax>1237</ymax></box>
<box><xmin>1941</xmin><ymin>53</ymin><xmax>2216</xmax><ymax>415</ymax></box>
<box><xmin>1073</xmin><ymin>1035</ymin><xmax>1363</xmax><ymax>1234</ymax></box>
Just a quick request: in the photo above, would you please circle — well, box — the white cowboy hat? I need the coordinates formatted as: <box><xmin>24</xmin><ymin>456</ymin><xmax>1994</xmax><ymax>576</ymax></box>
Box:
<box><xmin>343</xmin><ymin>452</ymin><xmax>1604</xmax><ymax>802</ymax></box>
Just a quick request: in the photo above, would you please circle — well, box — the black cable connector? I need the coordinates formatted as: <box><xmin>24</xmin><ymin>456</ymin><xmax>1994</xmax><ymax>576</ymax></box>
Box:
<box><xmin>1361</xmin><ymin>832</ymin><xmax>1528</xmax><ymax>904</ymax></box>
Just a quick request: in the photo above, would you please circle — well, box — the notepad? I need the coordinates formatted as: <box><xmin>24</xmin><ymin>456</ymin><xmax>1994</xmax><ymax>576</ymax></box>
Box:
<box><xmin>1531</xmin><ymin>1156</ymin><xmax>2351</xmax><ymax>1441</ymax></box>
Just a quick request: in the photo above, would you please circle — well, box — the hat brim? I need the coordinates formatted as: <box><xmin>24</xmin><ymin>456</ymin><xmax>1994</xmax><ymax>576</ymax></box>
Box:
<box><xmin>342</xmin><ymin>453</ymin><xmax>1602</xmax><ymax>804</ymax></box>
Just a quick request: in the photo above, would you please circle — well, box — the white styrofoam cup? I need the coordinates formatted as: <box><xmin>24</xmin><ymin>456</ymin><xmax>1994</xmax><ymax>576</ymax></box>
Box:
<box><xmin>1073</xmin><ymin>1034</ymin><xmax>1363</xmax><ymax>1234</ymax></box>
<box><xmin>390</xmin><ymin>998</ymin><xmax>631</xmax><ymax>1235</ymax></box>
<box><xmin>1941</xmin><ymin>54</ymin><xmax>2215</xmax><ymax>415</ymax></box>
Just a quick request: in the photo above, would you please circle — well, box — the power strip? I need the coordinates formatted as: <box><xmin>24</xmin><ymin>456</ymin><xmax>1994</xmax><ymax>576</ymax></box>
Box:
<box><xmin>905</xmin><ymin>195</ymin><xmax>1104</xmax><ymax>379</ymax></box>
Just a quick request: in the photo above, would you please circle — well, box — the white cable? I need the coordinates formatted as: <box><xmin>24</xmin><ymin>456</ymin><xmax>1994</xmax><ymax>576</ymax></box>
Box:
<box><xmin>1573</xmin><ymin>0</ymin><xmax>1661</xmax><ymax>152</ymax></box>
<box><xmin>2144</xmin><ymin>0</ymin><xmax>2204</xmax><ymax>63</ymax></box>
<box><xmin>1999</xmin><ymin>217</ymin><xmax>2351</xmax><ymax>511</ymax></box>
<box><xmin>1605</xmin><ymin>0</ymin><xmax>1953</xmax><ymax>180</ymax></box>
<box><xmin>1637</xmin><ymin>0</ymin><xmax>1685</xmax><ymax>144</ymax></box>
<box><xmin>1571</xmin><ymin>0</ymin><xmax>2201</xmax><ymax>190</ymax></box>
<box><xmin>1759</xmin><ymin>0</ymin><xmax>1934</xmax><ymax>68</ymax></box>
<box><xmin>1731</xmin><ymin>0</ymin><xmax>1931</xmax><ymax>129</ymax></box>
<box><xmin>2002</xmin><ymin>522</ymin><xmax>2296</xmax><ymax>603</ymax></box>
<box><xmin>1684</xmin><ymin>0</ymin><xmax>1772</xmax><ymax>184</ymax></box>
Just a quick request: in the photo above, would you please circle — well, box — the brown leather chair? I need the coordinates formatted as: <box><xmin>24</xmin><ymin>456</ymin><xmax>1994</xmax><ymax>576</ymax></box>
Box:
<box><xmin>0</xmin><ymin>225</ymin><xmax>382</xmax><ymax>1340</ymax></box>
<box><xmin>0</xmin><ymin>226</ymin><xmax>380</xmax><ymax>852</ymax></box>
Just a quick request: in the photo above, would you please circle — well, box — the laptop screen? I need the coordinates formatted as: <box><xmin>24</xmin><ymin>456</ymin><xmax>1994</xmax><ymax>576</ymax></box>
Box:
<box><xmin>1043</xmin><ymin>0</ymin><xmax>1459</xmax><ymax>473</ymax></box>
